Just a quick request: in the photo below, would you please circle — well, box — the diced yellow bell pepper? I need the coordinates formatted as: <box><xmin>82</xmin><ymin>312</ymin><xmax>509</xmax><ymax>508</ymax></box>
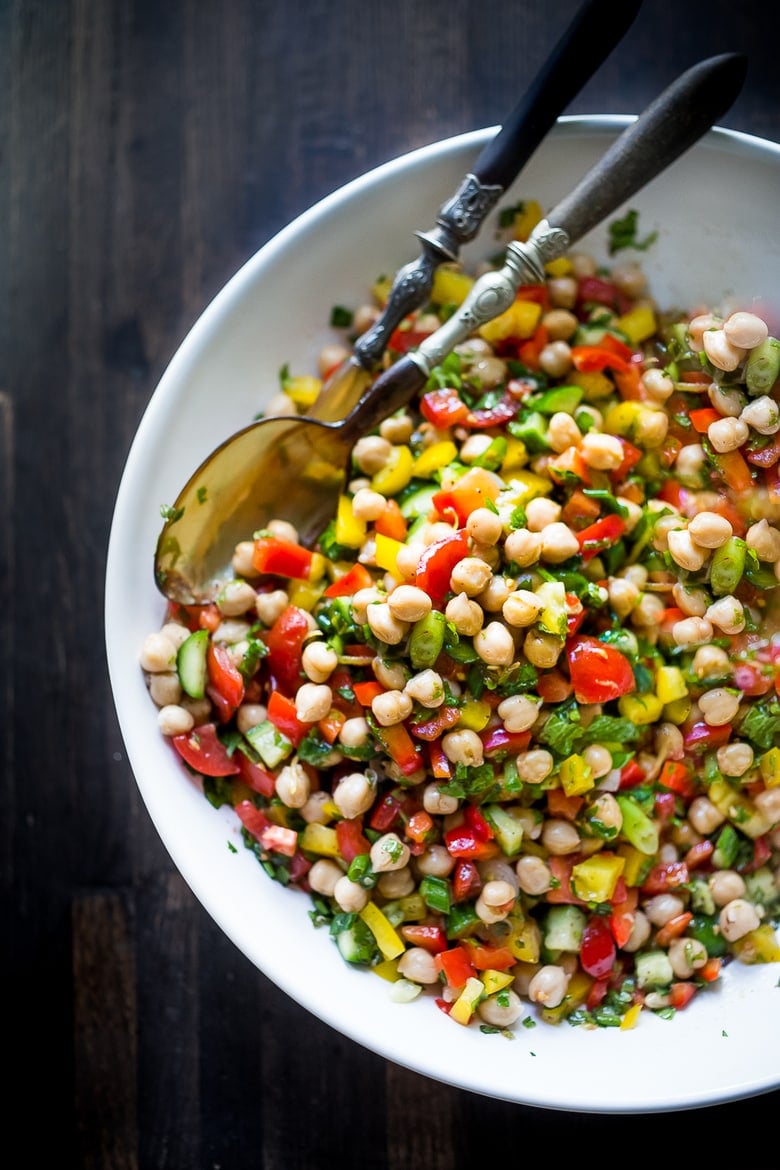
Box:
<box><xmin>375</xmin><ymin>532</ymin><xmax>405</xmax><ymax>575</ymax></box>
<box><xmin>511</xmin><ymin>199</ymin><xmax>543</xmax><ymax>242</ymax></box>
<box><xmin>287</xmin><ymin>580</ymin><xmax>325</xmax><ymax>612</ymax></box>
<box><xmin>457</xmin><ymin>699</ymin><xmax>492</xmax><ymax>732</ymax></box>
<box><xmin>732</xmin><ymin>923</ymin><xmax>780</xmax><ymax>964</ymax></box>
<box><xmin>541</xmin><ymin>971</ymin><xmax>592</xmax><ymax>1024</ymax></box>
<box><xmin>617</xmin><ymin>843</ymin><xmax>654</xmax><ymax>887</ymax></box>
<box><xmin>299</xmin><ymin>823</ymin><xmax>340</xmax><ymax>857</ymax></box>
<box><xmin>508</xmin><ymin>918</ymin><xmax>541</xmax><ymax>964</ymax></box>
<box><xmin>499</xmin><ymin>469</ymin><xmax>553</xmax><ymax>510</ymax></box>
<box><xmin>500</xmin><ymin>436</ymin><xmax>528</xmax><ymax>474</ymax></box>
<box><xmin>655</xmin><ymin>665</ymin><xmax>688</xmax><ymax>705</ymax></box>
<box><xmin>359</xmin><ymin>902</ymin><xmax>406</xmax><ymax>961</ymax></box>
<box><xmin>398</xmin><ymin>894</ymin><xmax>427</xmax><ymax>921</ymax></box>
<box><xmin>335</xmin><ymin>494</ymin><xmax>367</xmax><ymax>548</ymax></box>
<box><xmin>618</xmin><ymin>693</ymin><xmax>664</xmax><ymax>725</ymax></box>
<box><xmin>570</xmin><ymin>852</ymin><xmax>625</xmax><ymax>903</ymax></box>
<box><xmin>372</xmin><ymin>275</ymin><xmax>393</xmax><ymax>305</ymax></box>
<box><xmin>308</xmin><ymin>551</ymin><xmax>327</xmax><ymax>583</ymax></box>
<box><xmin>616</xmin><ymin>303</ymin><xmax>657</xmax><ymax>346</ymax></box>
<box><xmin>620</xmin><ymin>1002</ymin><xmax>643</xmax><ymax>1030</ymax></box>
<box><xmin>570</xmin><ymin>370</ymin><xmax>614</xmax><ymax>400</ymax></box>
<box><xmin>605</xmin><ymin>400</ymin><xmax>642</xmax><ymax>436</ymax></box>
<box><xmin>431</xmin><ymin>265</ymin><xmax>475</xmax><ymax>306</ymax></box>
<box><xmin>372</xmin><ymin>958</ymin><xmax>402</xmax><ymax>982</ymax></box>
<box><xmin>544</xmin><ymin>256</ymin><xmax>572</xmax><ymax>277</ymax></box>
<box><xmin>760</xmin><ymin>747</ymin><xmax>780</xmax><ymax>788</ymax></box>
<box><xmin>708</xmin><ymin>778</ymin><xmax>770</xmax><ymax>839</ymax></box>
<box><xmin>559</xmin><ymin>753</ymin><xmax>595</xmax><ymax>798</ymax></box>
<box><xmin>412</xmin><ymin>440</ymin><xmax>458</xmax><ymax>477</ymax></box>
<box><xmin>371</xmin><ymin>444</ymin><xmax>414</xmax><ymax>496</ymax></box>
<box><xmin>449</xmin><ymin>976</ymin><xmax>485</xmax><ymax>1026</ymax></box>
<box><xmin>479</xmin><ymin>298</ymin><xmax>541</xmax><ymax>345</ymax></box>
<box><xmin>480</xmin><ymin>969</ymin><xmax>515</xmax><ymax>996</ymax></box>
<box><xmin>284</xmin><ymin>373</ymin><xmax>322</xmax><ymax>409</ymax></box>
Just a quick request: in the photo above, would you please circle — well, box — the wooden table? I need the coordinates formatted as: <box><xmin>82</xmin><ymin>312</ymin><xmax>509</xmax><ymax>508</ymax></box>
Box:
<box><xmin>4</xmin><ymin>1</ymin><xmax>780</xmax><ymax>1165</ymax></box>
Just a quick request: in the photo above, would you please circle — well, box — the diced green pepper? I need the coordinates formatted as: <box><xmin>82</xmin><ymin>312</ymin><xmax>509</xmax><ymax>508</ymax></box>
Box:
<box><xmin>409</xmin><ymin>610</ymin><xmax>447</xmax><ymax>669</ymax></box>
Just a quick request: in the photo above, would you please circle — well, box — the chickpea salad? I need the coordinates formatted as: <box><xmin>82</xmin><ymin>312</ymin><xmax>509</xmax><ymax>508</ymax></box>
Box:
<box><xmin>142</xmin><ymin>200</ymin><xmax>780</xmax><ymax>1034</ymax></box>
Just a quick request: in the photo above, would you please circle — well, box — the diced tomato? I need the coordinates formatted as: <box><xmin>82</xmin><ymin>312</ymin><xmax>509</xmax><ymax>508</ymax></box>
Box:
<box><xmin>580</xmin><ymin>916</ymin><xmax>616</xmax><ymax>979</ymax></box>
<box><xmin>172</xmin><ymin>722</ymin><xmax>240</xmax><ymax>777</ymax></box>
<box><xmin>746</xmin><ymin>433</ymin><xmax>780</xmax><ymax>468</ymax></box>
<box><xmin>570</xmin><ymin>344</ymin><xmax>630</xmax><ymax>375</ymax></box>
<box><xmin>323</xmin><ymin>562</ymin><xmax>374</xmax><ymax>597</ymax></box>
<box><xmin>657</xmin><ymin>760</ymin><xmax>696</xmax><ymax>801</ymax></box>
<box><xmin>414</xmin><ymin>530</ymin><xmax>469</xmax><ymax>605</ymax></box>
<box><xmin>264</xmin><ymin>605</ymin><xmax>310</xmax><ymax>694</ymax></box>
<box><xmin>465</xmin><ymin>393</ymin><xmax>521</xmax><ymax>429</ymax></box>
<box><xmin>586</xmin><ymin>978</ymin><xmax>610</xmax><ymax>1010</ymax></box>
<box><xmin>733</xmin><ymin>661</ymin><xmax>774</xmax><ymax>696</ymax></box>
<box><xmin>669</xmin><ymin>982</ymin><xmax>697</xmax><ymax>1010</ymax></box>
<box><xmin>654</xmin><ymin>791</ymin><xmax>677</xmax><ymax>823</ymax></box>
<box><xmin>699</xmin><ymin>957</ymin><xmax>722</xmax><ymax>983</ymax></box>
<box><xmin>684</xmin><ymin>839</ymin><xmax>714</xmax><ymax>870</ymax></box>
<box><xmin>536</xmin><ymin>670</ymin><xmax>574</xmax><ymax>704</ymax></box>
<box><xmin>612</xmin><ymin>437</ymin><xmax>643</xmax><ymax>480</ymax></box>
<box><xmin>317</xmin><ymin>709</ymin><xmax>345</xmax><ymax>744</ymax></box>
<box><xmin>432</xmin><ymin>488</ymin><xmax>491</xmax><ymax>525</ymax></box>
<box><xmin>443</xmin><ymin>824</ymin><xmax>499</xmax><ymax>861</ymax></box>
<box><xmin>575</xmin><ymin>514</ymin><xmax>626</xmax><ymax>562</ymax></box>
<box><xmin>234</xmin><ymin>800</ymin><xmax>272</xmax><ymax>838</ymax></box>
<box><xmin>463</xmin><ymin>941</ymin><xmax>517</xmax><ymax>971</ymax></box>
<box><xmin>369</xmin><ymin>793</ymin><xmax>403</xmax><ymax>832</ymax></box>
<box><xmin>547</xmin><ymin>445</ymin><xmax>591</xmax><ymax>486</ymax></box>
<box><xmin>260</xmin><ymin>824</ymin><xmax>299</xmax><ymax>857</ymax></box>
<box><xmin>690</xmin><ymin>406</ymin><xmax>722</xmax><ymax>432</ymax></box>
<box><xmin>420</xmin><ymin>386</ymin><xmax>469</xmax><ymax>427</ymax></box>
<box><xmin>480</xmin><ymin>725</ymin><xmax>531</xmax><ymax>758</ymax></box>
<box><xmin>609</xmin><ymin>887</ymin><xmax>638</xmax><ymax>948</ymax></box>
<box><xmin>237</xmin><ymin>752</ymin><xmax>276</xmax><ymax>798</ymax></box>
<box><xmin>252</xmin><ymin>535</ymin><xmax>314</xmax><ymax>579</ymax></box>
<box><xmin>547</xmin><ymin>788</ymin><xmax>584</xmax><ymax>821</ymax></box>
<box><xmin>452</xmin><ymin>859</ymin><xmax>481</xmax><ymax>903</ymax></box>
<box><xmin>406</xmin><ymin>810</ymin><xmax>435</xmax><ymax>844</ymax></box>
<box><xmin>545</xmin><ymin>856</ymin><xmax>586</xmax><ymax>906</ymax></box>
<box><xmin>744</xmin><ymin>833</ymin><xmax>773</xmax><ymax>873</ymax></box>
<box><xmin>197</xmin><ymin>603</ymin><xmax>222</xmax><ymax>632</ymax></box>
<box><xmin>619</xmin><ymin>759</ymin><xmax>644</xmax><ymax>789</ymax></box>
<box><xmin>374</xmin><ymin>498</ymin><xmax>407</xmax><ymax>541</ymax></box>
<box><xmin>463</xmin><ymin>803</ymin><xmax>494</xmax><ymax>842</ymax></box>
<box><xmin>576</xmin><ymin>276</ymin><xmax>631</xmax><ymax>314</ymax></box>
<box><xmin>288</xmin><ymin>851</ymin><xmax>312</xmax><ymax>885</ymax></box>
<box><xmin>561</xmin><ymin>489</ymin><xmax>602</xmax><ymax>528</ymax></box>
<box><xmin>400</xmin><ymin>923</ymin><xmax>448</xmax><ymax>954</ymax></box>
<box><xmin>712</xmin><ymin>448</ymin><xmax>754</xmax><ymax>495</ymax></box>
<box><xmin>566</xmin><ymin>635</ymin><xmax>636</xmax><ymax>704</ymax></box>
<box><xmin>410</xmin><ymin>704</ymin><xmax>462</xmax><ymax>741</ymax></box>
<box><xmin>206</xmin><ymin>640</ymin><xmax>245</xmax><ymax>716</ymax></box>
<box><xmin>683</xmin><ymin>721</ymin><xmax>732</xmax><ymax>754</ymax></box>
<box><xmin>428</xmin><ymin>739</ymin><xmax>453</xmax><ymax>779</ymax></box>
<box><xmin>435</xmin><ymin>945</ymin><xmax>477</xmax><ymax>990</ymax></box>
<box><xmin>335</xmin><ymin>817</ymin><xmax>371</xmax><ymax>862</ymax></box>
<box><xmin>641</xmin><ymin>861</ymin><xmax>689</xmax><ymax>895</ymax></box>
<box><xmin>267</xmin><ymin>689</ymin><xmax>308</xmax><ymax>747</ymax></box>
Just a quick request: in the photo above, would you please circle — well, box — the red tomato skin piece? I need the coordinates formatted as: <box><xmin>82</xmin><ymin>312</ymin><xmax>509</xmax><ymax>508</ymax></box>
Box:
<box><xmin>566</xmin><ymin>636</ymin><xmax>635</xmax><ymax>703</ymax></box>
<box><xmin>172</xmin><ymin>722</ymin><xmax>240</xmax><ymax>777</ymax></box>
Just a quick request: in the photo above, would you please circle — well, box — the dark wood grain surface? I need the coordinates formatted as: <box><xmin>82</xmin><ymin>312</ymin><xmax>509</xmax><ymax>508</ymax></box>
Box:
<box><xmin>4</xmin><ymin>1</ymin><xmax>780</xmax><ymax>1166</ymax></box>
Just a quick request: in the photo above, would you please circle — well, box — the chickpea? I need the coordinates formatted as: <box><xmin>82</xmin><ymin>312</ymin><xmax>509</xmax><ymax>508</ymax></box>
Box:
<box><xmin>503</xmin><ymin>527</ymin><xmax>542</xmax><ymax>567</ymax></box>
<box><xmin>642</xmin><ymin>368</ymin><xmax>674</xmax><ymax>402</ymax></box>
<box><xmin>213</xmin><ymin>618</ymin><xmax>251</xmax><ymax>646</ymax></box>
<box><xmin>157</xmin><ymin>704</ymin><xmax>195</xmax><ymax>736</ymax></box>
<box><xmin>352</xmin><ymin>434</ymin><xmax>393</xmax><ymax>475</ymax></box>
<box><xmin>140</xmin><ymin>631</ymin><xmax>178</xmax><ymax>673</ymax></box>
<box><xmin>724</xmin><ymin>310</ymin><xmax>768</xmax><ymax>350</ymax></box>
<box><xmin>674</xmin><ymin>443</ymin><xmax>706</xmax><ymax>486</ymax></box>
<box><xmin>333</xmin><ymin>772</ymin><xmax>376</xmax><ymax>820</ymax></box>
<box><xmin>719</xmin><ymin>898</ymin><xmax>761</xmax><ymax>942</ymax></box>
<box><xmin>397</xmin><ymin>947</ymin><xmax>439</xmax><ymax>985</ymax></box>
<box><xmin>707</xmin><ymin>416</ymin><xmax>749</xmax><ymax>453</ymax></box>
<box><xmin>372</xmin><ymin>657</ymin><xmax>409</xmax><ymax>690</ymax></box>
<box><xmin>333</xmin><ymin>875</ymin><xmax>370</xmax><ymax>913</ymax></box>
<box><xmin>404</xmin><ymin>669</ymin><xmax>445</xmax><ymax>709</ymax></box>
<box><xmin>621</xmin><ymin>910</ymin><xmax>652</xmax><ymax>953</ymax></box>
<box><xmin>216</xmin><ymin>579</ymin><xmax>257</xmax><ymax>617</ymax></box>
<box><xmin>543</xmin><ymin>308</ymin><xmax>578</xmax><ymax>340</ymax></box>
<box><xmin>350</xmin><ymin>487</ymin><xmax>386</xmax><ymax>521</ymax></box>
<box><xmin>708</xmin><ymin>382</ymin><xmax>746</xmax><ymax>418</ymax></box>
<box><xmin>497</xmin><ymin>693</ymin><xmax>540</xmax><ymax>733</ymax></box>
<box><xmin>668</xmin><ymin>528</ymin><xmax>709</xmax><ymax>572</ymax></box>
<box><xmin>477</xmin><ymin>988</ymin><xmax>523</xmax><ymax>1028</ymax></box>
<box><xmin>148</xmin><ymin>671</ymin><xmax>182</xmax><ymax>708</ymax></box>
<box><xmin>232</xmin><ymin>540</ymin><xmax>258</xmax><ymax>578</ymax></box>
<box><xmin>366</xmin><ymin>602</ymin><xmax>409</xmax><ymax>645</ymax></box>
<box><xmin>581</xmin><ymin>431</ymin><xmax>624</xmax><ymax>470</ymax></box>
<box><xmin>688</xmin><ymin>795</ymin><xmax>726</xmax><ymax>836</ymax></box>
<box><xmin>445</xmin><ymin>592</ymin><xmax>484</xmax><ymax>636</ymax></box>
<box><xmin>541</xmin><ymin>817</ymin><xmax>580</xmax><ymax>855</ymax></box>
<box><xmin>377</xmin><ymin>413</ymin><xmax>414</xmax><ymax>445</ymax></box>
<box><xmin>655</xmin><ymin>722</ymin><xmax>684</xmax><ymax>760</ymax></box>
<box><xmin>687</xmin><ymin>511</ymin><xmax>733</xmax><ymax>549</ymax></box>
<box><xmin>540</xmin><ymin>522</ymin><xmax>580</xmax><ymax>563</ymax></box>
<box><xmin>370</xmin><ymin>832</ymin><xmax>410</xmax><ymax>874</ymax></box>
<box><xmin>754</xmin><ymin>787</ymin><xmax>780</xmax><ymax>827</ymax></box>
<box><xmin>473</xmin><ymin>621</ymin><xmax>515</xmax><ymax>667</ymax></box>
<box><xmin>632</xmin><ymin>592</ymin><xmax>666</xmax><ymax>628</ymax></box>
<box><xmin>523</xmin><ymin>629</ymin><xmax>564</xmax><ymax>668</ymax></box>
<box><xmin>422</xmin><ymin>781</ymin><xmax>459</xmax><ymax>816</ymax></box>
<box><xmin>301</xmin><ymin>640</ymin><xmax>339</xmax><ymax>683</ymax></box>
<box><xmin>442</xmin><ymin>728</ymin><xmax>484</xmax><ymax>767</ymax></box>
<box><xmin>477</xmin><ymin>574</ymin><xmax>515</xmax><ymax>613</ymax></box>
<box><xmin>538</xmin><ymin>340</ymin><xmax>572</xmax><ymax>379</ymax></box>
<box><xmin>546</xmin><ymin>275</ymin><xmax>578</xmax><ymax>309</ymax></box>
<box><xmin>450</xmin><ymin>556</ymin><xmax>492</xmax><ymax>597</ymax></box>
<box><xmin>515</xmin><ymin>854</ymin><xmax>553</xmax><ymax>896</ymax></box>
<box><xmin>300</xmin><ymin>792</ymin><xmax>331</xmax><ymax>825</ymax></box>
<box><xmin>612</xmin><ymin>262</ymin><xmax>647</xmax><ymax>298</ymax></box>
<box><xmin>415</xmin><ymin>843</ymin><xmax>456</xmax><ymax>877</ymax></box>
<box><xmin>746</xmin><ymin>519</ymin><xmax>780</xmax><ymax>562</ymax></box>
<box><xmin>459</xmin><ymin>433</ymin><xmax>494</xmax><ymax>462</ymax></box>
<box><xmin>295</xmin><ymin>682</ymin><xmax>333</xmax><ymax>723</ymax></box>
<box><xmin>464</xmin><ymin>507</ymin><xmax>502</xmax><ymax>547</ymax></box>
<box><xmin>386</xmin><ymin>584</ymin><xmax>432</xmax><ymax>623</ymax></box>
<box><xmin>705</xmin><ymin>595</ymin><xmax>745</xmax><ymax>635</ymax></box>
<box><xmin>502</xmin><ymin>589</ymin><xmax>543</xmax><ymax>628</ymax></box>
<box><xmin>371</xmin><ymin>689</ymin><xmax>413</xmax><ymax>727</ymax></box>
<box><xmin>672</xmin><ymin>616</ymin><xmax>714</xmax><ymax>647</ymax></box>
<box><xmin>583</xmin><ymin>744</ymin><xmax>614</xmax><ymax>780</ymax></box>
<box><xmin>235</xmin><ymin>703</ymin><xmax>267</xmax><ymax>734</ymax></box>
<box><xmin>668</xmin><ymin>936</ymin><xmax>708</xmax><ymax>979</ymax></box>
<box><xmin>709</xmin><ymin>870</ymin><xmax>747</xmax><ymax>907</ymax></box>
<box><xmin>716</xmin><ymin>741</ymin><xmax>754</xmax><ymax>777</ymax></box>
<box><xmin>644</xmin><ymin>893</ymin><xmax>686</xmax><ymax>927</ymax></box>
<box><xmin>702</xmin><ymin>328</ymin><xmax>746</xmax><ymax>372</ymax></box>
<box><xmin>691</xmin><ymin>644</ymin><xmax>730</xmax><ymax>679</ymax></box>
<box><xmin>471</xmin><ymin>354</ymin><xmax>508</xmax><ymax>388</ymax></box>
<box><xmin>547</xmin><ymin>412</ymin><xmax>582</xmax><ymax>453</ymax></box>
<box><xmin>255</xmin><ymin>588</ymin><xmax>289</xmax><ymax>627</ymax></box>
<box><xmin>607</xmin><ymin>577</ymin><xmax>639</xmax><ymax>619</ymax></box>
<box><xmin>377</xmin><ymin>866</ymin><xmax>415</xmax><ymax>899</ymax></box>
<box><xmin>528</xmin><ymin>965</ymin><xmax>569</xmax><ymax>1008</ymax></box>
<box><xmin>266</xmin><ymin>518</ymin><xmax>299</xmax><ymax>544</ymax></box>
<box><xmin>741</xmin><ymin>395</ymin><xmax>780</xmax><ymax>435</ymax></box>
<box><xmin>672</xmin><ymin>582</ymin><xmax>710</xmax><ymax>618</ymax></box>
<box><xmin>475</xmin><ymin>879</ymin><xmax>516</xmax><ymax>924</ymax></box>
<box><xmin>275</xmin><ymin>761</ymin><xmax>311</xmax><ymax>809</ymax></box>
<box><xmin>338</xmin><ymin>717</ymin><xmax>371</xmax><ymax>751</ymax></box>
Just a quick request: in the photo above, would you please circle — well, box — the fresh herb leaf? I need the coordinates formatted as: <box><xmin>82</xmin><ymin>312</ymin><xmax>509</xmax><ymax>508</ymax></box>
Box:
<box><xmin>608</xmin><ymin>208</ymin><xmax>658</xmax><ymax>255</ymax></box>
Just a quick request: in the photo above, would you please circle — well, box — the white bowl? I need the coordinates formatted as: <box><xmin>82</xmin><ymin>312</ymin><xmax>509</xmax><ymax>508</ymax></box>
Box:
<box><xmin>105</xmin><ymin>116</ymin><xmax>780</xmax><ymax>1113</ymax></box>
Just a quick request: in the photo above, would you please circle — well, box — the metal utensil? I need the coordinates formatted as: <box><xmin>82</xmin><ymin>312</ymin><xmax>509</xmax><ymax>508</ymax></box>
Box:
<box><xmin>155</xmin><ymin>53</ymin><xmax>747</xmax><ymax>603</ymax></box>
<box><xmin>309</xmin><ymin>0</ymin><xmax>643</xmax><ymax>423</ymax></box>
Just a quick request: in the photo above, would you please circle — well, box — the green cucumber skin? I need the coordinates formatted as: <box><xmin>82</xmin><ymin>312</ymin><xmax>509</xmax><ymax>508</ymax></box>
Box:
<box><xmin>177</xmin><ymin>629</ymin><xmax>210</xmax><ymax>699</ymax></box>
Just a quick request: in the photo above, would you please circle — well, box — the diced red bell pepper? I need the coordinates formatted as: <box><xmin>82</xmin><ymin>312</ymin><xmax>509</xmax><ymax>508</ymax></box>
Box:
<box><xmin>252</xmin><ymin>535</ymin><xmax>314</xmax><ymax>579</ymax></box>
<box><xmin>267</xmin><ymin>689</ymin><xmax>308</xmax><ymax>747</ymax></box>
<box><xmin>264</xmin><ymin>605</ymin><xmax>310</xmax><ymax>694</ymax></box>
<box><xmin>375</xmin><ymin>499</ymin><xmax>407</xmax><ymax>541</ymax></box>
<box><xmin>547</xmin><ymin>445</ymin><xmax>591</xmax><ymax>486</ymax></box>
<box><xmin>690</xmin><ymin>406</ymin><xmax>722</xmax><ymax>433</ymax></box>
<box><xmin>480</xmin><ymin>725</ymin><xmax>531</xmax><ymax>758</ymax></box>
<box><xmin>654</xmin><ymin>790</ymin><xmax>678</xmax><ymax>823</ymax></box>
<box><xmin>335</xmin><ymin>816</ymin><xmax>371</xmax><ymax>862</ymax></box>
<box><xmin>712</xmin><ymin>448</ymin><xmax>754</xmax><ymax>495</ymax></box>
<box><xmin>406</xmin><ymin>810</ymin><xmax>435</xmax><ymax>844</ymax></box>
<box><xmin>443</xmin><ymin>824</ymin><xmax>499</xmax><ymax>861</ymax></box>
<box><xmin>566</xmin><ymin>635</ymin><xmax>636</xmax><ymax>704</ymax></box>
<box><xmin>580</xmin><ymin>916</ymin><xmax>616</xmax><ymax>979</ymax></box>
<box><xmin>608</xmin><ymin>887</ymin><xmax>638</xmax><ymax>948</ymax></box>
<box><xmin>465</xmin><ymin>393</ymin><xmax>520</xmax><ymax>428</ymax></box>
<box><xmin>463</xmin><ymin>803</ymin><xmax>495</xmax><ymax>842</ymax></box>
<box><xmin>435</xmin><ymin>945</ymin><xmax>477</xmax><ymax>990</ymax></box>
<box><xmin>570</xmin><ymin>344</ymin><xmax>631</xmax><ymax>375</ymax></box>
<box><xmin>409</xmin><ymin>704</ymin><xmax>462</xmax><ymax>741</ymax></box>
<box><xmin>432</xmin><ymin>488</ymin><xmax>491</xmax><ymax>526</ymax></box>
<box><xmin>575</xmin><ymin>514</ymin><xmax>626</xmax><ymax>562</ymax></box>
<box><xmin>452</xmin><ymin>859</ymin><xmax>481</xmax><ymax>903</ymax></box>
<box><xmin>352</xmin><ymin>680</ymin><xmax>385</xmax><ymax>707</ymax></box>
<box><xmin>619</xmin><ymin>759</ymin><xmax>645</xmax><ymax>789</ymax></box>
<box><xmin>463</xmin><ymin>941</ymin><xmax>516</xmax><ymax>971</ymax></box>
<box><xmin>237</xmin><ymin>752</ymin><xmax>276</xmax><ymax>798</ymax></box>
<box><xmin>389</xmin><ymin>327</ymin><xmax>434</xmax><ymax>354</ymax></box>
<box><xmin>323</xmin><ymin>562</ymin><xmax>374</xmax><ymax>597</ymax></box>
<box><xmin>684</xmin><ymin>839</ymin><xmax>714</xmax><ymax>870</ymax></box>
<box><xmin>414</xmin><ymin>530</ymin><xmax>469</xmax><ymax>605</ymax></box>
<box><xmin>536</xmin><ymin>670</ymin><xmax>574</xmax><ymax>704</ymax></box>
<box><xmin>234</xmin><ymin>800</ymin><xmax>272</xmax><ymax>839</ymax></box>
<box><xmin>369</xmin><ymin>793</ymin><xmax>403</xmax><ymax>832</ymax></box>
<box><xmin>207</xmin><ymin>640</ymin><xmax>245</xmax><ymax>714</ymax></box>
<box><xmin>400</xmin><ymin>923</ymin><xmax>448</xmax><ymax>954</ymax></box>
<box><xmin>669</xmin><ymin>982</ymin><xmax>697</xmax><ymax>1010</ymax></box>
<box><xmin>744</xmin><ymin>833</ymin><xmax>773</xmax><ymax>873</ymax></box>
<box><xmin>172</xmin><ymin>722</ymin><xmax>240</xmax><ymax>777</ymax></box>
<box><xmin>420</xmin><ymin>386</ymin><xmax>470</xmax><ymax>427</ymax></box>
<box><xmin>586</xmin><ymin>978</ymin><xmax>610</xmax><ymax>1011</ymax></box>
<box><xmin>576</xmin><ymin>276</ymin><xmax>631</xmax><ymax>314</ymax></box>
<box><xmin>516</xmin><ymin>324</ymin><xmax>549</xmax><ymax>370</ymax></box>
<box><xmin>545</xmin><ymin>856</ymin><xmax>586</xmax><ymax>906</ymax></box>
<box><xmin>547</xmin><ymin>788</ymin><xmax>584</xmax><ymax>821</ymax></box>
<box><xmin>657</xmin><ymin>760</ymin><xmax>696</xmax><ymax>802</ymax></box>
<box><xmin>654</xmin><ymin>911</ymin><xmax>694</xmax><ymax>948</ymax></box>
<box><xmin>371</xmin><ymin>720</ymin><xmax>422</xmax><ymax>776</ymax></box>
<box><xmin>641</xmin><ymin>860</ymin><xmax>690</xmax><ymax>895</ymax></box>
<box><xmin>747</xmin><ymin>433</ymin><xmax>780</xmax><ymax>468</ymax></box>
<box><xmin>428</xmin><ymin>739</ymin><xmax>453</xmax><ymax>779</ymax></box>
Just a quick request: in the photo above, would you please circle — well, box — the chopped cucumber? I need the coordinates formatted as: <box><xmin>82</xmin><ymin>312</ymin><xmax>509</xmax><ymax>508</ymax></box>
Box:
<box><xmin>177</xmin><ymin>629</ymin><xmax>209</xmax><ymax>699</ymax></box>
<box><xmin>483</xmin><ymin>804</ymin><xmax>524</xmax><ymax>857</ymax></box>
<box><xmin>335</xmin><ymin>920</ymin><xmax>377</xmax><ymax>965</ymax></box>
<box><xmin>409</xmin><ymin>610</ymin><xmax>447</xmax><ymax>670</ymax></box>
<box><xmin>745</xmin><ymin>866</ymin><xmax>778</xmax><ymax>911</ymax></box>
<box><xmin>399</xmin><ymin>482</ymin><xmax>439</xmax><ymax>520</ymax></box>
<box><xmin>530</xmin><ymin>384</ymin><xmax>583</xmax><ymax>415</ymax></box>
<box><xmin>244</xmin><ymin>720</ymin><xmax>293</xmax><ymax>769</ymax></box>
<box><xmin>544</xmin><ymin>904</ymin><xmax>586</xmax><ymax>954</ymax></box>
<box><xmin>635</xmin><ymin>949</ymin><xmax>674</xmax><ymax>989</ymax></box>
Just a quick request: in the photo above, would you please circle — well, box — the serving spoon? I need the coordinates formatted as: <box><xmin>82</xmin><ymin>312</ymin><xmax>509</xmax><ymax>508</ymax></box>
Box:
<box><xmin>156</xmin><ymin>52</ymin><xmax>747</xmax><ymax>604</ymax></box>
<box><xmin>309</xmin><ymin>0</ymin><xmax>644</xmax><ymax>424</ymax></box>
